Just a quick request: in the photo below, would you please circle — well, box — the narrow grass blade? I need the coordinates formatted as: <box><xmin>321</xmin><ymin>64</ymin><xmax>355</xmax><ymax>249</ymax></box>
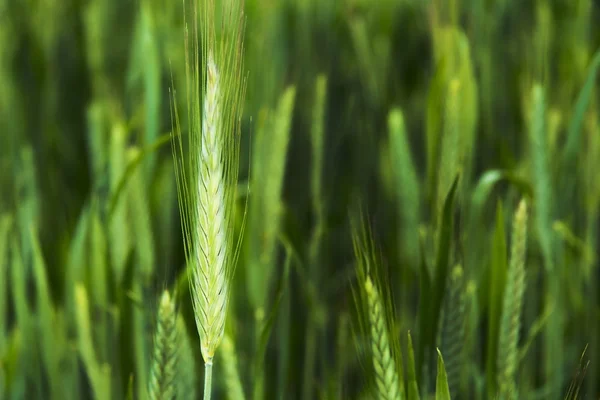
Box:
<box><xmin>108</xmin><ymin>132</ymin><xmax>172</xmax><ymax>220</ymax></box>
<box><xmin>127</xmin><ymin>147</ymin><xmax>155</xmax><ymax>279</ymax></box>
<box><xmin>252</xmin><ymin>240</ymin><xmax>292</xmax><ymax>400</ymax></box>
<box><xmin>86</xmin><ymin>101</ymin><xmax>108</xmax><ymax>185</ymax></box>
<box><xmin>388</xmin><ymin>108</ymin><xmax>420</xmax><ymax>270</ymax></box>
<box><xmin>435</xmin><ymin>349</ymin><xmax>451</xmax><ymax>400</ymax></box>
<box><xmin>428</xmin><ymin>176</ymin><xmax>459</xmax><ymax>374</ymax></box>
<box><xmin>560</xmin><ymin>47</ymin><xmax>600</xmax><ymax>206</ymax></box>
<box><xmin>417</xmin><ymin>236</ymin><xmax>431</xmax><ymax>381</ymax></box>
<box><xmin>466</xmin><ymin>170</ymin><xmax>532</xmax><ymax>280</ymax></box>
<box><xmin>30</xmin><ymin>225</ymin><xmax>64</xmax><ymax>398</ymax></box>
<box><xmin>75</xmin><ymin>283</ymin><xmax>111</xmax><ymax>400</ymax></box>
<box><xmin>437</xmin><ymin>80</ymin><xmax>462</xmax><ymax>221</ymax></box>
<box><xmin>141</xmin><ymin>3</ymin><xmax>161</xmax><ymax>179</ymax></box>
<box><xmin>220</xmin><ymin>334</ymin><xmax>245</xmax><ymax>400</ymax></box>
<box><xmin>177</xmin><ymin>315</ymin><xmax>198</xmax><ymax>400</ymax></box>
<box><xmin>440</xmin><ymin>265</ymin><xmax>466</xmax><ymax>397</ymax></box>
<box><xmin>406</xmin><ymin>332</ymin><xmax>420</xmax><ymax>400</ymax></box>
<box><xmin>564</xmin><ymin>345</ymin><xmax>589</xmax><ymax>400</ymax></box>
<box><xmin>246</xmin><ymin>86</ymin><xmax>296</xmax><ymax>312</ymax></box>
<box><xmin>108</xmin><ymin>122</ymin><xmax>131</xmax><ymax>284</ymax></box>
<box><xmin>311</xmin><ymin>74</ymin><xmax>327</xmax><ymax>216</ymax></box>
<box><xmin>89</xmin><ymin>207</ymin><xmax>109</xmax><ymax>362</ymax></box>
<box><xmin>0</xmin><ymin>214</ymin><xmax>12</xmax><ymax>352</ymax></box>
<box><xmin>528</xmin><ymin>84</ymin><xmax>553</xmax><ymax>272</ymax></box>
<box><xmin>10</xmin><ymin>238</ymin><xmax>29</xmax><ymax>338</ymax></box>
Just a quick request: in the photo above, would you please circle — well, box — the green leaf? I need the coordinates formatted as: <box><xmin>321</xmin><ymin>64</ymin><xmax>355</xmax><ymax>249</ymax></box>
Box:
<box><xmin>252</xmin><ymin>239</ymin><xmax>293</xmax><ymax>400</ymax></box>
<box><xmin>529</xmin><ymin>84</ymin><xmax>553</xmax><ymax>272</ymax></box>
<box><xmin>388</xmin><ymin>108</ymin><xmax>420</xmax><ymax>270</ymax></box>
<box><xmin>466</xmin><ymin>170</ymin><xmax>532</xmax><ymax>281</ymax></box>
<box><xmin>75</xmin><ymin>283</ymin><xmax>111</xmax><ymax>400</ymax></box>
<box><xmin>30</xmin><ymin>225</ymin><xmax>64</xmax><ymax>398</ymax></box>
<box><xmin>0</xmin><ymin>214</ymin><xmax>12</xmax><ymax>351</ymax></box>
<box><xmin>406</xmin><ymin>332</ymin><xmax>420</xmax><ymax>400</ymax></box>
<box><xmin>417</xmin><ymin>234</ymin><xmax>432</xmax><ymax>379</ymax></box>
<box><xmin>429</xmin><ymin>175</ymin><xmax>459</xmax><ymax>370</ymax></box>
<box><xmin>436</xmin><ymin>349</ymin><xmax>451</xmax><ymax>400</ymax></box>
<box><xmin>108</xmin><ymin>131</ymin><xmax>172</xmax><ymax>220</ymax></box>
<box><xmin>486</xmin><ymin>201</ymin><xmax>507</xmax><ymax>398</ymax></box>
<box><xmin>560</xmin><ymin>47</ymin><xmax>600</xmax><ymax>206</ymax></box>
<box><xmin>246</xmin><ymin>86</ymin><xmax>296</xmax><ymax>311</ymax></box>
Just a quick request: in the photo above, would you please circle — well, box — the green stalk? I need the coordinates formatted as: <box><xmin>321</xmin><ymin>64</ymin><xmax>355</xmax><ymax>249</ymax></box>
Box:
<box><xmin>204</xmin><ymin>361</ymin><xmax>213</xmax><ymax>400</ymax></box>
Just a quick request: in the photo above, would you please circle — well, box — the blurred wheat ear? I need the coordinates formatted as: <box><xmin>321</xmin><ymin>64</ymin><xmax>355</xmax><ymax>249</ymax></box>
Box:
<box><xmin>497</xmin><ymin>199</ymin><xmax>528</xmax><ymax>399</ymax></box>
<box><xmin>170</xmin><ymin>0</ymin><xmax>246</xmax><ymax>398</ymax></box>
<box><xmin>149</xmin><ymin>290</ymin><xmax>178</xmax><ymax>400</ymax></box>
<box><xmin>351</xmin><ymin>214</ymin><xmax>404</xmax><ymax>400</ymax></box>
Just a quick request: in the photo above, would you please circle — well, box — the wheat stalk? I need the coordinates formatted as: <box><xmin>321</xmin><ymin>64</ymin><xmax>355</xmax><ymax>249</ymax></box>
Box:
<box><xmin>149</xmin><ymin>290</ymin><xmax>178</xmax><ymax>400</ymax></box>
<box><xmin>497</xmin><ymin>199</ymin><xmax>528</xmax><ymax>398</ymax></box>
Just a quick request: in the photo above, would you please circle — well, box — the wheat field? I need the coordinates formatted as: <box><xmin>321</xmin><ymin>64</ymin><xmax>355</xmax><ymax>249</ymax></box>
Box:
<box><xmin>1</xmin><ymin>0</ymin><xmax>600</xmax><ymax>399</ymax></box>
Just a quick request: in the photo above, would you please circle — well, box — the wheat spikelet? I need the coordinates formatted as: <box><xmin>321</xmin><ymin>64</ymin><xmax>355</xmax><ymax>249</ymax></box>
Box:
<box><xmin>365</xmin><ymin>275</ymin><xmax>401</xmax><ymax>400</ymax></box>
<box><xmin>149</xmin><ymin>290</ymin><xmax>178</xmax><ymax>400</ymax></box>
<box><xmin>497</xmin><ymin>199</ymin><xmax>528</xmax><ymax>398</ymax></box>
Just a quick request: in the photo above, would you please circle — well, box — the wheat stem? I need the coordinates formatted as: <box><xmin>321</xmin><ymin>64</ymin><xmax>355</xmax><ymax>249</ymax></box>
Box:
<box><xmin>204</xmin><ymin>360</ymin><xmax>214</xmax><ymax>400</ymax></box>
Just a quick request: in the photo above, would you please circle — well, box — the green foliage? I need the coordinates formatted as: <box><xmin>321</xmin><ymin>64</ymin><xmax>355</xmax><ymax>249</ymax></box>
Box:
<box><xmin>1</xmin><ymin>0</ymin><xmax>600</xmax><ymax>399</ymax></box>
<box><xmin>436</xmin><ymin>349</ymin><xmax>451</xmax><ymax>400</ymax></box>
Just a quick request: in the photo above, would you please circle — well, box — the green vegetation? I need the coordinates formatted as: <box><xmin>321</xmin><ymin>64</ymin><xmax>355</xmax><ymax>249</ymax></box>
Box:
<box><xmin>1</xmin><ymin>0</ymin><xmax>599</xmax><ymax>399</ymax></box>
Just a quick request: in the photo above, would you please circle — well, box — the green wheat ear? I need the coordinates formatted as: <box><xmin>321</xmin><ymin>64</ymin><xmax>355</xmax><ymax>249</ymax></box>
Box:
<box><xmin>441</xmin><ymin>264</ymin><xmax>466</xmax><ymax>397</ymax></box>
<box><xmin>170</xmin><ymin>0</ymin><xmax>246</xmax><ymax>398</ymax></box>
<box><xmin>497</xmin><ymin>199</ymin><xmax>528</xmax><ymax>399</ymax></box>
<box><xmin>351</xmin><ymin>214</ymin><xmax>404</xmax><ymax>400</ymax></box>
<box><xmin>149</xmin><ymin>290</ymin><xmax>178</xmax><ymax>400</ymax></box>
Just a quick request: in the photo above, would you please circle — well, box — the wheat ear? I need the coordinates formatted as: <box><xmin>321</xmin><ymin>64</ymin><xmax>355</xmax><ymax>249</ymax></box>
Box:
<box><xmin>149</xmin><ymin>290</ymin><xmax>178</xmax><ymax>400</ymax></box>
<box><xmin>193</xmin><ymin>50</ymin><xmax>228</xmax><ymax>364</ymax></box>
<box><xmin>171</xmin><ymin>0</ymin><xmax>246</xmax><ymax>398</ymax></box>
<box><xmin>497</xmin><ymin>199</ymin><xmax>528</xmax><ymax>398</ymax></box>
<box><xmin>365</xmin><ymin>275</ymin><xmax>402</xmax><ymax>400</ymax></box>
<box><xmin>441</xmin><ymin>264</ymin><xmax>466</xmax><ymax>397</ymax></box>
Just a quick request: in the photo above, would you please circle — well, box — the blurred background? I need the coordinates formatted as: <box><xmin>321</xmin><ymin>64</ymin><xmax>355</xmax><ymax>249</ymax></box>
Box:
<box><xmin>1</xmin><ymin>0</ymin><xmax>600</xmax><ymax>398</ymax></box>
